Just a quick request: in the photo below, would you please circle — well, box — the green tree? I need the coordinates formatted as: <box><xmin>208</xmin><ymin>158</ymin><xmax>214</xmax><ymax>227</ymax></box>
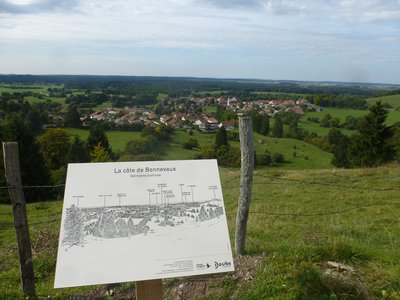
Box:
<box><xmin>272</xmin><ymin>152</ymin><xmax>285</xmax><ymax>164</ymax></box>
<box><xmin>332</xmin><ymin>135</ymin><xmax>351</xmax><ymax>168</ymax></box>
<box><xmin>215</xmin><ymin>105</ymin><xmax>225</xmax><ymax>121</ymax></box>
<box><xmin>25</xmin><ymin>107</ymin><xmax>43</xmax><ymax>135</ymax></box>
<box><xmin>0</xmin><ymin>114</ymin><xmax>52</xmax><ymax>202</ymax></box>
<box><xmin>38</xmin><ymin>128</ymin><xmax>71</xmax><ymax>170</ymax></box>
<box><xmin>259</xmin><ymin>115</ymin><xmax>270</xmax><ymax>136</ymax></box>
<box><xmin>182</xmin><ymin>138</ymin><xmax>199</xmax><ymax>150</ymax></box>
<box><xmin>350</xmin><ymin>101</ymin><xmax>396</xmax><ymax>167</ymax></box>
<box><xmin>272</xmin><ymin>115</ymin><xmax>284</xmax><ymax>138</ymax></box>
<box><xmin>68</xmin><ymin>136</ymin><xmax>90</xmax><ymax>163</ymax></box>
<box><xmin>64</xmin><ymin>104</ymin><xmax>81</xmax><ymax>128</ymax></box>
<box><xmin>90</xmin><ymin>142</ymin><xmax>112</xmax><ymax>162</ymax></box>
<box><xmin>393</xmin><ymin>128</ymin><xmax>400</xmax><ymax>161</ymax></box>
<box><xmin>320</xmin><ymin>113</ymin><xmax>332</xmax><ymax>127</ymax></box>
<box><xmin>199</xmin><ymin>144</ymin><xmax>217</xmax><ymax>159</ymax></box>
<box><xmin>215</xmin><ymin>126</ymin><xmax>228</xmax><ymax>149</ymax></box>
<box><xmin>88</xmin><ymin>124</ymin><xmax>112</xmax><ymax>156</ymax></box>
<box><xmin>286</xmin><ymin>120</ymin><xmax>299</xmax><ymax>139</ymax></box>
<box><xmin>327</xmin><ymin>128</ymin><xmax>345</xmax><ymax>151</ymax></box>
<box><xmin>124</xmin><ymin>136</ymin><xmax>157</xmax><ymax>156</ymax></box>
<box><xmin>141</xmin><ymin>124</ymin><xmax>171</xmax><ymax>141</ymax></box>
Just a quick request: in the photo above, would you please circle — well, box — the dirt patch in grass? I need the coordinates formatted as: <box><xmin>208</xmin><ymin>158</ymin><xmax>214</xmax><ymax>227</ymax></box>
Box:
<box><xmin>60</xmin><ymin>255</ymin><xmax>265</xmax><ymax>300</ymax></box>
<box><xmin>165</xmin><ymin>254</ymin><xmax>264</xmax><ymax>300</ymax></box>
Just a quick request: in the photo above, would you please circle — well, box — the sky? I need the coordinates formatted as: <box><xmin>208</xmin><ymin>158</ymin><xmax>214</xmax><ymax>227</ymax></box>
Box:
<box><xmin>0</xmin><ymin>0</ymin><xmax>399</xmax><ymax>84</ymax></box>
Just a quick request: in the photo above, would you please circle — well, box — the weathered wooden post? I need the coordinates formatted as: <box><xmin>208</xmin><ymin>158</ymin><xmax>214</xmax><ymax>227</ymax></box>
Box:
<box><xmin>2</xmin><ymin>142</ymin><xmax>36</xmax><ymax>297</ymax></box>
<box><xmin>235</xmin><ymin>117</ymin><xmax>254</xmax><ymax>255</ymax></box>
<box><xmin>136</xmin><ymin>279</ymin><xmax>163</xmax><ymax>300</ymax></box>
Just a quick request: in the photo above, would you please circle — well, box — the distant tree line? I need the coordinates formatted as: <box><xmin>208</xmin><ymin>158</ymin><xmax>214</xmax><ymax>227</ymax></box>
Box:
<box><xmin>305</xmin><ymin>94</ymin><xmax>368</xmax><ymax>110</ymax></box>
<box><xmin>2</xmin><ymin>75</ymin><xmax>394</xmax><ymax>100</ymax></box>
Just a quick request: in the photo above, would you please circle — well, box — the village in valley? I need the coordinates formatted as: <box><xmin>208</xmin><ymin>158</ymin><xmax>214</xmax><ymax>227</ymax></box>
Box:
<box><xmin>78</xmin><ymin>96</ymin><xmax>322</xmax><ymax>132</ymax></box>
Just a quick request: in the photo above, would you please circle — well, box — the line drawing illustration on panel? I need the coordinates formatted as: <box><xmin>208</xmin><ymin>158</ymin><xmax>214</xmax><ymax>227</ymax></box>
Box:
<box><xmin>61</xmin><ymin>183</ymin><xmax>224</xmax><ymax>250</ymax></box>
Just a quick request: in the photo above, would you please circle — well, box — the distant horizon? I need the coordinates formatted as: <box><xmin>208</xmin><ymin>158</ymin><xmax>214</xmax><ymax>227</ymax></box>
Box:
<box><xmin>1</xmin><ymin>73</ymin><xmax>399</xmax><ymax>87</ymax></box>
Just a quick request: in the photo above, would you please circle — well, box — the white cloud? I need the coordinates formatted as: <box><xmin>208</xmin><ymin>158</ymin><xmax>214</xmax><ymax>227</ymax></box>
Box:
<box><xmin>0</xmin><ymin>0</ymin><xmax>80</xmax><ymax>13</ymax></box>
<box><xmin>0</xmin><ymin>0</ymin><xmax>399</xmax><ymax>83</ymax></box>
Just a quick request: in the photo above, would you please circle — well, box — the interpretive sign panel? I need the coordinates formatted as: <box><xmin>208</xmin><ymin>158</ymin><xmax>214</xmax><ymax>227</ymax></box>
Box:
<box><xmin>54</xmin><ymin>159</ymin><xmax>234</xmax><ymax>288</ymax></box>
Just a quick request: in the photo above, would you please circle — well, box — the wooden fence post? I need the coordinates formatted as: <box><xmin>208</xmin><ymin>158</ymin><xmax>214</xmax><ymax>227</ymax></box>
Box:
<box><xmin>235</xmin><ymin>117</ymin><xmax>254</xmax><ymax>255</ymax></box>
<box><xmin>136</xmin><ymin>279</ymin><xmax>163</xmax><ymax>300</ymax></box>
<box><xmin>2</xmin><ymin>142</ymin><xmax>36</xmax><ymax>298</ymax></box>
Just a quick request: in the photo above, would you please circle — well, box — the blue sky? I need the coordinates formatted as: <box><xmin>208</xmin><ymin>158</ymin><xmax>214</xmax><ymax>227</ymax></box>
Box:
<box><xmin>0</xmin><ymin>0</ymin><xmax>399</xmax><ymax>84</ymax></box>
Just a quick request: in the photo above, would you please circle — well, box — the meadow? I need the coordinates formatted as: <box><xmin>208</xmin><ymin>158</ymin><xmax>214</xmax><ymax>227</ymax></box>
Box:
<box><xmin>63</xmin><ymin>128</ymin><xmax>333</xmax><ymax>170</ymax></box>
<box><xmin>0</xmin><ymin>83</ymin><xmax>61</xmax><ymax>94</ymax></box>
<box><xmin>366</xmin><ymin>94</ymin><xmax>400</xmax><ymax>109</ymax></box>
<box><xmin>1</xmin><ymin>164</ymin><xmax>399</xmax><ymax>299</ymax></box>
<box><xmin>301</xmin><ymin>106</ymin><xmax>400</xmax><ymax>137</ymax></box>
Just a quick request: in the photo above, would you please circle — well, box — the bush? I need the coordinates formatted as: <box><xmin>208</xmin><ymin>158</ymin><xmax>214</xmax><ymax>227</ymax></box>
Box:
<box><xmin>124</xmin><ymin>136</ymin><xmax>157</xmax><ymax>155</ymax></box>
<box><xmin>256</xmin><ymin>153</ymin><xmax>272</xmax><ymax>166</ymax></box>
<box><xmin>197</xmin><ymin>144</ymin><xmax>217</xmax><ymax>159</ymax></box>
<box><xmin>272</xmin><ymin>152</ymin><xmax>285</xmax><ymax>164</ymax></box>
<box><xmin>216</xmin><ymin>145</ymin><xmax>240</xmax><ymax>167</ymax></box>
<box><xmin>182</xmin><ymin>138</ymin><xmax>199</xmax><ymax>150</ymax></box>
<box><xmin>227</xmin><ymin>130</ymin><xmax>239</xmax><ymax>141</ymax></box>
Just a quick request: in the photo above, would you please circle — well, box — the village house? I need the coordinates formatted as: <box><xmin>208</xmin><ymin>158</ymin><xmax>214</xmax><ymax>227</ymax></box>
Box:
<box><xmin>219</xmin><ymin>120</ymin><xmax>235</xmax><ymax>130</ymax></box>
<box><xmin>287</xmin><ymin>106</ymin><xmax>304</xmax><ymax>115</ymax></box>
<box><xmin>198</xmin><ymin>114</ymin><xmax>219</xmax><ymax>132</ymax></box>
<box><xmin>216</xmin><ymin>96</ymin><xmax>227</xmax><ymax>106</ymax></box>
<box><xmin>227</xmin><ymin>96</ymin><xmax>238</xmax><ymax>107</ymax></box>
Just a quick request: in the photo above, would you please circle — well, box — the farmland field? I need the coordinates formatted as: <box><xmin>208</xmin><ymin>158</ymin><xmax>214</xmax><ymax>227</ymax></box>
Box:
<box><xmin>61</xmin><ymin>128</ymin><xmax>333</xmax><ymax>169</ymax></box>
<box><xmin>301</xmin><ymin>106</ymin><xmax>400</xmax><ymax>136</ymax></box>
<box><xmin>0</xmin><ymin>83</ymin><xmax>62</xmax><ymax>94</ymax></box>
<box><xmin>366</xmin><ymin>94</ymin><xmax>400</xmax><ymax>108</ymax></box>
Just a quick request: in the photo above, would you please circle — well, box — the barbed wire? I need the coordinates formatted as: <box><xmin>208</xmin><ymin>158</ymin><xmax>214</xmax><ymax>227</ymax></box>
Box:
<box><xmin>224</xmin><ymin>202</ymin><xmax>400</xmax><ymax>218</ymax></box>
<box><xmin>0</xmin><ymin>175</ymin><xmax>399</xmax><ymax>191</ymax></box>
<box><xmin>255</xmin><ymin>202</ymin><xmax>399</xmax><ymax>217</ymax></box>
<box><xmin>252</xmin><ymin>174</ymin><xmax>400</xmax><ymax>191</ymax></box>
<box><xmin>29</xmin><ymin>218</ymin><xmax>60</xmax><ymax>226</ymax></box>
<box><xmin>1</xmin><ymin>218</ymin><xmax>61</xmax><ymax>228</ymax></box>
<box><xmin>0</xmin><ymin>175</ymin><xmax>399</xmax><ymax>228</ymax></box>
<box><xmin>0</xmin><ymin>184</ymin><xmax>65</xmax><ymax>190</ymax></box>
<box><xmin>1</xmin><ymin>202</ymin><xmax>399</xmax><ymax>229</ymax></box>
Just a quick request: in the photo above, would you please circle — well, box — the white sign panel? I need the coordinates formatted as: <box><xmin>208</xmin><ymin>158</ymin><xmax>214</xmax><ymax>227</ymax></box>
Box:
<box><xmin>54</xmin><ymin>159</ymin><xmax>234</xmax><ymax>288</ymax></box>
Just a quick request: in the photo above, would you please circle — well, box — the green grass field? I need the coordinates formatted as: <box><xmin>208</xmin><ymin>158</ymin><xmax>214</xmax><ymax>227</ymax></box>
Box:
<box><xmin>0</xmin><ymin>84</ymin><xmax>68</xmax><ymax>109</ymax></box>
<box><xmin>64</xmin><ymin>128</ymin><xmax>142</xmax><ymax>153</ymax></box>
<box><xmin>0</xmin><ymin>84</ymin><xmax>62</xmax><ymax>94</ymax></box>
<box><xmin>366</xmin><ymin>94</ymin><xmax>400</xmax><ymax>109</ymax></box>
<box><xmin>301</xmin><ymin>106</ymin><xmax>400</xmax><ymax>136</ymax></box>
<box><xmin>62</xmin><ymin>128</ymin><xmax>333</xmax><ymax>169</ymax></box>
<box><xmin>1</xmin><ymin>164</ymin><xmax>399</xmax><ymax>298</ymax></box>
<box><xmin>298</xmin><ymin>119</ymin><xmax>355</xmax><ymax>136</ymax></box>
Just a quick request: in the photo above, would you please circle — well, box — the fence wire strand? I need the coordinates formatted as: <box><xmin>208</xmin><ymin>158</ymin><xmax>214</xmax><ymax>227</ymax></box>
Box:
<box><xmin>1</xmin><ymin>175</ymin><xmax>399</xmax><ymax>228</ymax></box>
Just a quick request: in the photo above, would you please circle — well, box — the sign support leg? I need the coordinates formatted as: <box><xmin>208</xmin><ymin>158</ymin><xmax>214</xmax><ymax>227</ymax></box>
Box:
<box><xmin>136</xmin><ymin>279</ymin><xmax>163</xmax><ymax>300</ymax></box>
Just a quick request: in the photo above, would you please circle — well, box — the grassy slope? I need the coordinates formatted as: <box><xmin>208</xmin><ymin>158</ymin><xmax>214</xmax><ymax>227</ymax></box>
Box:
<box><xmin>166</xmin><ymin>130</ymin><xmax>333</xmax><ymax>170</ymax></box>
<box><xmin>62</xmin><ymin>128</ymin><xmax>333</xmax><ymax>169</ymax></box>
<box><xmin>301</xmin><ymin>106</ymin><xmax>400</xmax><ymax>136</ymax></box>
<box><xmin>1</xmin><ymin>164</ymin><xmax>399</xmax><ymax>298</ymax></box>
<box><xmin>64</xmin><ymin>128</ymin><xmax>142</xmax><ymax>153</ymax></box>
<box><xmin>366</xmin><ymin>94</ymin><xmax>400</xmax><ymax>108</ymax></box>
